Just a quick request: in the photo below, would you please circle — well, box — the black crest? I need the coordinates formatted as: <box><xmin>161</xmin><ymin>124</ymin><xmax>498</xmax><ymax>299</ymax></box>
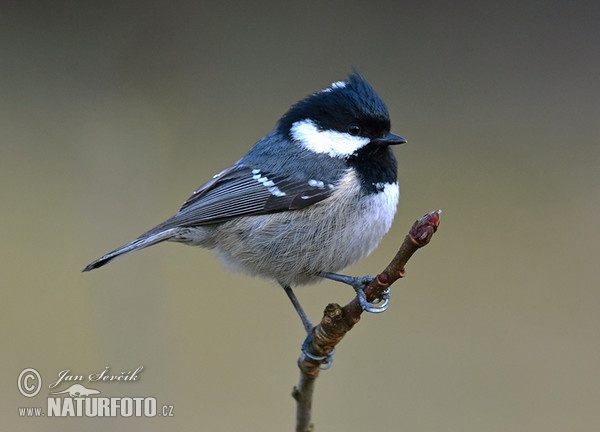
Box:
<box><xmin>277</xmin><ymin>70</ymin><xmax>392</xmax><ymax>141</ymax></box>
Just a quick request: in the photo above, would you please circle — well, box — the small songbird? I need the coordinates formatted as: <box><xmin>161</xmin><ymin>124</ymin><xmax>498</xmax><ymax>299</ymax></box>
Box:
<box><xmin>84</xmin><ymin>70</ymin><xmax>406</xmax><ymax>335</ymax></box>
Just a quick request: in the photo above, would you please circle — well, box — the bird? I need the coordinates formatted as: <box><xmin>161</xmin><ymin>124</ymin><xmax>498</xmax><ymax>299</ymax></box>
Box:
<box><xmin>84</xmin><ymin>70</ymin><xmax>406</xmax><ymax>338</ymax></box>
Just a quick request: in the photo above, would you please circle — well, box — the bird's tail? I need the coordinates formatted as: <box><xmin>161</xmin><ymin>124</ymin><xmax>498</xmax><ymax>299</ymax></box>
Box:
<box><xmin>82</xmin><ymin>229</ymin><xmax>176</xmax><ymax>272</ymax></box>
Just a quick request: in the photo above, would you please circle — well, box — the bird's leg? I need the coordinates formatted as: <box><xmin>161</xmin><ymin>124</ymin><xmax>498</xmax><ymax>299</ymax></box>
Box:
<box><xmin>281</xmin><ymin>283</ymin><xmax>313</xmax><ymax>333</ymax></box>
<box><xmin>281</xmin><ymin>283</ymin><xmax>334</xmax><ymax>369</ymax></box>
<box><xmin>319</xmin><ymin>272</ymin><xmax>391</xmax><ymax>313</ymax></box>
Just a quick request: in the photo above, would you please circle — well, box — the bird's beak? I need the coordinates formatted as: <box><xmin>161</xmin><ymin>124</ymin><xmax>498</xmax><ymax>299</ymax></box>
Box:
<box><xmin>372</xmin><ymin>132</ymin><xmax>407</xmax><ymax>146</ymax></box>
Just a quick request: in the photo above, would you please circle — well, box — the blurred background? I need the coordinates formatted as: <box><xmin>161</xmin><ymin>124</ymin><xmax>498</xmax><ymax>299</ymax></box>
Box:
<box><xmin>2</xmin><ymin>1</ymin><xmax>599</xmax><ymax>431</ymax></box>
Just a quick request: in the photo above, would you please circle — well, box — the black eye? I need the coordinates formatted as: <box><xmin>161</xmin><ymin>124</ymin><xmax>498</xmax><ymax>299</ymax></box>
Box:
<box><xmin>348</xmin><ymin>123</ymin><xmax>361</xmax><ymax>136</ymax></box>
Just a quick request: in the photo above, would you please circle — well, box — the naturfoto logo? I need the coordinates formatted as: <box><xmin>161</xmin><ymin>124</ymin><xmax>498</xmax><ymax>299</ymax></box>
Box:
<box><xmin>17</xmin><ymin>366</ymin><xmax>174</xmax><ymax>419</ymax></box>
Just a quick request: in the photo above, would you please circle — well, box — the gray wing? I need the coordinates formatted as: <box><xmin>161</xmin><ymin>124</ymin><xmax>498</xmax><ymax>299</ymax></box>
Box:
<box><xmin>157</xmin><ymin>164</ymin><xmax>335</xmax><ymax>229</ymax></box>
<box><xmin>82</xmin><ymin>163</ymin><xmax>336</xmax><ymax>272</ymax></box>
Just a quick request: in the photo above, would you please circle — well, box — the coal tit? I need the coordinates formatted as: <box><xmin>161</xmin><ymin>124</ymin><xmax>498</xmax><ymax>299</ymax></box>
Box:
<box><xmin>84</xmin><ymin>71</ymin><xmax>406</xmax><ymax>331</ymax></box>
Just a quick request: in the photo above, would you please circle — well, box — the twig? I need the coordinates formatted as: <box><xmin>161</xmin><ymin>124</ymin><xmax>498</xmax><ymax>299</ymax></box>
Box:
<box><xmin>292</xmin><ymin>209</ymin><xmax>441</xmax><ymax>432</ymax></box>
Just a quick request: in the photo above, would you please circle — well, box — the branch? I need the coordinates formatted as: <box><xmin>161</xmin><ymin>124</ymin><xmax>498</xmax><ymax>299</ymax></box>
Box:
<box><xmin>292</xmin><ymin>209</ymin><xmax>442</xmax><ymax>432</ymax></box>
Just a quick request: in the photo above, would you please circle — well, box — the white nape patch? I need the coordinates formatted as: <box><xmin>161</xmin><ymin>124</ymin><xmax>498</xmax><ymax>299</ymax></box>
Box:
<box><xmin>320</xmin><ymin>80</ymin><xmax>347</xmax><ymax>93</ymax></box>
<box><xmin>291</xmin><ymin>119</ymin><xmax>370</xmax><ymax>158</ymax></box>
<box><xmin>252</xmin><ymin>169</ymin><xmax>286</xmax><ymax>197</ymax></box>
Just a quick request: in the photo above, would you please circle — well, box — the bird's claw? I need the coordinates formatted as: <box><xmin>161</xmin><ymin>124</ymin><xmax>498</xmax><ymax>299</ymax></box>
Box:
<box><xmin>301</xmin><ymin>333</ymin><xmax>335</xmax><ymax>370</ymax></box>
<box><xmin>355</xmin><ymin>282</ymin><xmax>391</xmax><ymax>313</ymax></box>
<box><xmin>319</xmin><ymin>272</ymin><xmax>391</xmax><ymax>314</ymax></box>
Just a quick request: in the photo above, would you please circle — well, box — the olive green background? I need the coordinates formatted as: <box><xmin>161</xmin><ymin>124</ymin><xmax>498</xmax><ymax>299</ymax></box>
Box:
<box><xmin>2</xmin><ymin>1</ymin><xmax>599</xmax><ymax>431</ymax></box>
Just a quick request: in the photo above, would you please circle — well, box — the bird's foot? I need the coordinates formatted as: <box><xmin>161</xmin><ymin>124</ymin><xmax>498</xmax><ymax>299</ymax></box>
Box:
<box><xmin>319</xmin><ymin>272</ymin><xmax>390</xmax><ymax>313</ymax></box>
<box><xmin>301</xmin><ymin>332</ymin><xmax>335</xmax><ymax>370</ymax></box>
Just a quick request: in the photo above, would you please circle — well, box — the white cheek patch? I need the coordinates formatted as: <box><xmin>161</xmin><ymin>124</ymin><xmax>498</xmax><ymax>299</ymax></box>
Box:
<box><xmin>290</xmin><ymin>119</ymin><xmax>370</xmax><ymax>158</ymax></box>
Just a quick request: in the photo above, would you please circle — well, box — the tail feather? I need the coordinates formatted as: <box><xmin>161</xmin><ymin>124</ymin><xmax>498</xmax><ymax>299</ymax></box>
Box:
<box><xmin>82</xmin><ymin>229</ymin><xmax>176</xmax><ymax>272</ymax></box>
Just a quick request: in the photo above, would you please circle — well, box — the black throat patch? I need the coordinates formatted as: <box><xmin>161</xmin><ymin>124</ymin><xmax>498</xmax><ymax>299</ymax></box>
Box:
<box><xmin>347</xmin><ymin>144</ymin><xmax>398</xmax><ymax>194</ymax></box>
